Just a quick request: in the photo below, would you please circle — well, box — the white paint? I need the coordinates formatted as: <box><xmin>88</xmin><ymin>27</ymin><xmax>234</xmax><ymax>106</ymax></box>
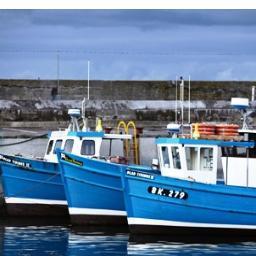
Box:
<box><xmin>158</xmin><ymin>143</ymin><xmax>218</xmax><ymax>184</ymax></box>
<box><xmin>5</xmin><ymin>197</ymin><xmax>67</xmax><ymax>205</ymax></box>
<box><xmin>222</xmin><ymin>157</ymin><xmax>256</xmax><ymax>188</ymax></box>
<box><xmin>103</xmin><ymin>134</ymin><xmax>132</xmax><ymax>140</ymax></box>
<box><xmin>44</xmin><ymin>130</ymin><xmax>69</xmax><ymax>162</ymax></box>
<box><xmin>69</xmin><ymin>207</ymin><xmax>127</xmax><ymax>216</ymax></box>
<box><xmin>231</xmin><ymin>98</ymin><xmax>249</xmax><ymax>109</ymax></box>
<box><xmin>128</xmin><ymin>217</ymin><xmax>256</xmax><ymax>230</ymax></box>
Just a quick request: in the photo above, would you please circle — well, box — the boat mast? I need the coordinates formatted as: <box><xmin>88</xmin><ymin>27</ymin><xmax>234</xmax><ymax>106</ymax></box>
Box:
<box><xmin>87</xmin><ymin>60</ymin><xmax>90</xmax><ymax>100</ymax></box>
<box><xmin>57</xmin><ymin>52</ymin><xmax>60</xmax><ymax>93</ymax></box>
<box><xmin>175</xmin><ymin>76</ymin><xmax>178</xmax><ymax>123</ymax></box>
<box><xmin>82</xmin><ymin>60</ymin><xmax>90</xmax><ymax>131</ymax></box>
<box><xmin>180</xmin><ymin>76</ymin><xmax>184</xmax><ymax>126</ymax></box>
<box><xmin>188</xmin><ymin>75</ymin><xmax>191</xmax><ymax>124</ymax></box>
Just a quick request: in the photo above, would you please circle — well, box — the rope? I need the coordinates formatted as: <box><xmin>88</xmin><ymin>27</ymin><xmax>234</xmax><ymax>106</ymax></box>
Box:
<box><xmin>0</xmin><ymin>133</ymin><xmax>48</xmax><ymax>147</ymax></box>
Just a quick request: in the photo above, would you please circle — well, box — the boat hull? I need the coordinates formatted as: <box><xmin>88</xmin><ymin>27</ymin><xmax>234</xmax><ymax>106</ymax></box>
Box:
<box><xmin>0</xmin><ymin>154</ymin><xmax>68</xmax><ymax>217</ymax></box>
<box><xmin>122</xmin><ymin>168</ymin><xmax>256</xmax><ymax>235</ymax></box>
<box><xmin>5</xmin><ymin>202</ymin><xmax>67</xmax><ymax>217</ymax></box>
<box><xmin>58</xmin><ymin>152</ymin><xmax>127</xmax><ymax>225</ymax></box>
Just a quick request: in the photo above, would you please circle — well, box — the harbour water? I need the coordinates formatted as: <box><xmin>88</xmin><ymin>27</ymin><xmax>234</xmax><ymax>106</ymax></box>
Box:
<box><xmin>1</xmin><ymin>223</ymin><xmax>256</xmax><ymax>255</ymax></box>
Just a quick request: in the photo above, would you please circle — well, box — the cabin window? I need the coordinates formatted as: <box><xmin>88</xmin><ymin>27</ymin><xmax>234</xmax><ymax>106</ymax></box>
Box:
<box><xmin>221</xmin><ymin>147</ymin><xmax>248</xmax><ymax>157</ymax></box>
<box><xmin>185</xmin><ymin>147</ymin><xmax>199</xmax><ymax>170</ymax></box>
<box><xmin>236</xmin><ymin>147</ymin><xmax>247</xmax><ymax>157</ymax></box>
<box><xmin>200</xmin><ymin>147</ymin><xmax>213</xmax><ymax>171</ymax></box>
<box><xmin>46</xmin><ymin>140</ymin><xmax>54</xmax><ymax>155</ymax></box>
<box><xmin>249</xmin><ymin>148</ymin><xmax>256</xmax><ymax>158</ymax></box>
<box><xmin>53</xmin><ymin>140</ymin><xmax>63</xmax><ymax>154</ymax></box>
<box><xmin>171</xmin><ymin>146</ymin><xmax>181</xmax><ymax>169</ymax></box>
<box><xmin>81</xmin><ymin>140</ymin><xmax>95</xmax><ymax>155</ymax></box>
<box><xmin>64</xmin><ymin>139</ymin><xmax>74</xmax><ymax>153</ymax></box>
<box><xmin>221</xmin><ymin>147</ymin><xmax>233</xmax><ymax>157</ymax></box>
<box><xmin>161</xmin><ymin>146</ymin><xmax>170</xmax><ymax>168</ymax></box>
<box><xmin>100</xmin><ymin>139</ymin><xmax>124</xmax><ymax>157</ymax></box>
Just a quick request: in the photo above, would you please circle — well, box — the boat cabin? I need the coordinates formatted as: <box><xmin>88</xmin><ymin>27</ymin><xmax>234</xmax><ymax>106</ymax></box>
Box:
<box><xmin>156</xmin><ymin>138</ymin><xmax>218</xmax><ymax>184</ymax></box>
<box><xmin>43</xmin><ymin>108</ymin><xmax>132</xmax><ymax>163</ymax></box>
<box><xmin>156</xmin><ymin>137</ymin><xmax>256</xmax><ymax>187</ymax></box>
<box><xmin>222</xmin><ymin>130</ymin><xmax>256</xmax><ymax>187</ymax></box>
<box><xmin>44</xmin><ymin>131</ymin><xmax>131</xmax><ymax>163</ymax></box>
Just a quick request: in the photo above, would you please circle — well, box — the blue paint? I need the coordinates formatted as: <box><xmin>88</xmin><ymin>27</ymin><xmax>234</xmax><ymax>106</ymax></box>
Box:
<box><xmin>0</xmin><ymin>154</ymin><xmax>66</xmax><ymax>210</ymax></box>
<box><xmin>122</xmin><ymin>166</ymin><xmax>256</xmax><ymax>230</ymax></box>
<box><xmin>58</xmin><ymin>151</ymin><xmax>128</xmax><ymax>220</ymax></box>
<box><xmin>67</xmin><ymin>131</ymin><xmax>104</xmax><ymax>138</ymax></box>
<box><xmin>156</xmin><ymin>137</ymin><xmax>255</xmax><ymax>147</ymax></box>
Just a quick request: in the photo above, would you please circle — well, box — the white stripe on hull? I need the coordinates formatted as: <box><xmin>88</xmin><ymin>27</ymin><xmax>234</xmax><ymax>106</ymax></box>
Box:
<box><xmin>128</xmin><ymin>217</ymin><xmax>256</xmax><ymax>230</ymax></box>
<box><xmin>69</xmin><ymin>207</ymin><xmax>127</xmax><ymax>216</ymax></box>
<box><xmin>5</xmin><ymin>197</ymin><xmax>67</xmax><ymax>205</ymax></box>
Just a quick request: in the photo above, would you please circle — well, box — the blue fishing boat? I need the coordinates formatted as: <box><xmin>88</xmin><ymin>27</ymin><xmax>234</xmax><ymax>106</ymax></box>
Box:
<box><xmin>0</xmin><ymin>154</ymin><xmax>66</xmax><ymax>217</ymax></box>
<box><xmin>57</xmin><ymin>130</ymin><xmax>137</xmax><ymax>225</ymax></box>
<box><xmin>0</xmin><ymin>108</ymin><xmax>99</xmax><ymax>217</ymax></box>
<box><xmin>122</xmin><ymin>126</ymin><xmax>256</xmax><ymax>235</ymax></box>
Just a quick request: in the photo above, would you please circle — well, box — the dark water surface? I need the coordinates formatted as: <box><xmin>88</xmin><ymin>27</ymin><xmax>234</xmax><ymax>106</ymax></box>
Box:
<box><xmin>1</xmin><ymin>223</ymin><xmax>256</xmax><ymax>256</ymax></box>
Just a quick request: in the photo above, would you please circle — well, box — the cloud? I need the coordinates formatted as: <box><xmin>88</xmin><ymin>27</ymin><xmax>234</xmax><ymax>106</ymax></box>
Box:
<box><xmin>1</xmin><ymin>10</ymin><xmax>256</xmax><ymax>80</ymax></box>
<box><xmin>31</xmin><ymin>10</ymin><xmax>256</xmax><ymax>28</ymax></box>
<box><xmin>216</xmin><ymin>68</ymin><xmax>238</xmax><ymax>80</ymax></box>
<box><xmin>2</xmin><ymin>10</ymin><xmax>256</xmax><ymax>30</ymax></box>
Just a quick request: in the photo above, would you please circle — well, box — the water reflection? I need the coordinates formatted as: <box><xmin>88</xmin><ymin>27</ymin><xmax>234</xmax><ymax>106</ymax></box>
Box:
<box><xmin>2</xmin><ymin>225</ymin><xmax>256</xmax><ymax>256</ymax></box>
<box><xmin>67</xmin><ymin>226</ymin><xmax>128</xmax><ymax>255</ymax></box>
<box><xmin>127</xmin><ymin>241</ymin><xmax>256</xmax><ymax>256</ymax></box>
<box><xmin>1</xmin><ymin>225</ymin><xmax>129</xmax><ymax>256</ymax></box>
<box><xmin>2</xmin><ymin>226</ymin><xmax>69</xmax><ymax>256</ymax></box>
<box><xmin>128</xmin><ymin>234</ymin><xmax>256</xmax><ymax>256</ymax></box>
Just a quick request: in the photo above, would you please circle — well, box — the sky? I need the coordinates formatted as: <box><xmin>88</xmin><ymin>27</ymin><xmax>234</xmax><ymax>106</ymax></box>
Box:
<box><xmin>1</xmin><ymin>10</ymin><xmax>256</xmax><ymax>81</ymax></box>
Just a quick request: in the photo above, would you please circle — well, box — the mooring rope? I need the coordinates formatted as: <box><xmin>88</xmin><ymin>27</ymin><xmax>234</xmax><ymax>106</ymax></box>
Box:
<box><xmin>0</xmin><ymin>133</ymin><xmax>48</xmax><ymax>147</ymax></box>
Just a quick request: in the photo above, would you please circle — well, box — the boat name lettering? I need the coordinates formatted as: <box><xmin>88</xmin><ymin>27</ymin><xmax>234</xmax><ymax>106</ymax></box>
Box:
<box><xmin>61</xmin><ymin>153</ymin><xmax>83</xmax><ymax>166</ymax></box>
<box><xmin>148</xmin><ymin>186</ymin><xmax>188</xmax><ymax>200</ymax></box>
<box><xmin>126</xmin><ymin>170</ymin><xmax>154</xmax><ymax>180</ymax></box>
<box><xmin>0</xmin><ymin>154</ymin><xmax>31</xmax><ymax>168</ymax></box>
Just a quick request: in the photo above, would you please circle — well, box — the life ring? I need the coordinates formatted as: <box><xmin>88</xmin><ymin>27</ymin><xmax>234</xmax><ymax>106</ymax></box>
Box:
<box><xmin>215</xmin><ymin>124</ymin><xmax>239</xmax><ymax>136</ymax></box>
<box><xmin>198</xmin><ymin>131</ymin><xmax>215</xmax><ymax>135</ymax></box>
<box><xmin>192</xmin><ymin>123</ymin><xmax>216</xmax><ymax>135</ymax></box>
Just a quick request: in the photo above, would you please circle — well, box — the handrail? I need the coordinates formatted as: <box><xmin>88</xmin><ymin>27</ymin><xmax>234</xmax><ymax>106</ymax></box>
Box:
<box><xmin>127</xmin><ymin>121</ymin><xmax>140</xmax><ymax>165</ymax></box>
<box><xmin>117</xmin><ymin>121</ymin><xmax>129</xmax><ymax>159</ymax></box>
<box><xmin>116</xmin><ymin>120</ymin><xmax>140</xmax><ymax>164</ymax></box>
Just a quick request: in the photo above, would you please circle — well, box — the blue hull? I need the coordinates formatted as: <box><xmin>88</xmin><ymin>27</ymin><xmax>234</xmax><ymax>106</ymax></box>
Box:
<box><xmin>58</xmin><ymin>152</ymin><xmax>127</xmax><ymax>225</ymax></box>
<box><xmin>0</xmin><ymin>154</ymin><xmax>68</xmax><ymax>217</ymax></box>
<box><xmin>122</xmin><ymin>168</ymin><xmax>256</xmax><ymax>235</ymax></box>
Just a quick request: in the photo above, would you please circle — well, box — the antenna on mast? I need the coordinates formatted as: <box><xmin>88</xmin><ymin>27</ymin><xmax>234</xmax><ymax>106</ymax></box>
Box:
<box><xmin>188</xmin><ymin>75</ymin><xmax>191</xmax><ymax>124</ymax></box>
<box><xmin>82</xmin><ymin>60</ymin><xmax>90</xmax><ymax>131</ymax></box>
<box><xmin>175</xmin><ymin>76</ymin><xmax>178</xmax><ymax>123</ymax></box>
<box><xmin>87</xmin><ymin>60</ymin><xmax>90</xmax><ymax>100</ymax></box>
<box><xmin>180</xmin><ymin>76</ymin><xmax>184</xmax><ymax>126</ymax></box>
<box><xmin>57</xmin><ymin>52</ymin><xmax>60</xmax><ymax>90</ymax></box>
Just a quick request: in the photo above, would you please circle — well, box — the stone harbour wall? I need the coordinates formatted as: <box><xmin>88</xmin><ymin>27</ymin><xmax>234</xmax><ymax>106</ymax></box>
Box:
<box><xmin>0</xmin><ymin>79</ymin><xmax>255</xmax><ymax>128</ymax></box>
